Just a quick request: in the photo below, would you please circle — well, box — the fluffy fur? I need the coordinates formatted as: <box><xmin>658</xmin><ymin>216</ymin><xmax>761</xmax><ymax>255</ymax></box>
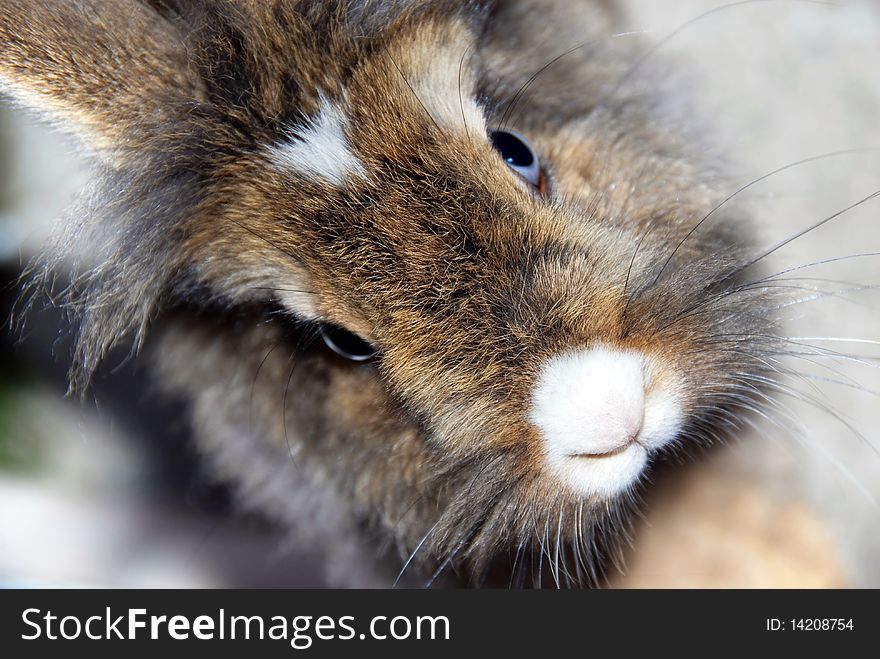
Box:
<box><xmin>1</xmin><ymin>0</ymin><xmax>780</xmax><ymax>586</ymax></box>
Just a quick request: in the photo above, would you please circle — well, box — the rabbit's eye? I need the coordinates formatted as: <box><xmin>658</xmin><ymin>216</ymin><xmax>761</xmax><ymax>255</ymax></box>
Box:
<box><xmin>490</xmin><ymin>129</ymin><xmax>543</xmax><ymax>189</ymax></box>
<box><xmin>320</xmin><ymin>324</ymin><xmax>377</xmax><ymax>362</ymax></box>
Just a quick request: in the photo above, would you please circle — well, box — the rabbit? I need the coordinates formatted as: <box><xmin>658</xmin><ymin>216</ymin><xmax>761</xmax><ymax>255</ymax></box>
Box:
<box><xmin>2</xmin><ymin>0</ymin><xmax>842</xmax><ymax>587</ymax></box>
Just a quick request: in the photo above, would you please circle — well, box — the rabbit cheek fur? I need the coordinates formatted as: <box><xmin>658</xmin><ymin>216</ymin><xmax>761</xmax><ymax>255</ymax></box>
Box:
<box><xmin>1</xmin><ymin>0</ymin><xmax>776</xmax><ymax>585</ymax></box>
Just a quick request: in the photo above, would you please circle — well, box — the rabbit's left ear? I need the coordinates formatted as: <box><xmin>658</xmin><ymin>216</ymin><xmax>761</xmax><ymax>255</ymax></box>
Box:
<box><xmin>0</xmin><ymin>0</ymin><xmax>202</xmax><ymax>156</ymax></box>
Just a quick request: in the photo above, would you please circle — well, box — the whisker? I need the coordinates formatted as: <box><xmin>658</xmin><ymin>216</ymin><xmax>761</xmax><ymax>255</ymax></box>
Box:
<box><xmin>604</xmin><ymin>0</ymin><xmax>839</xmax><ymax>101</ymax></box>
<box><xmin>639</xmin><ymin>150</ymin><xmax>880</xmax><ymax>299</ymax></box>
<box><xmin>388</xmin><ymin>55</ymin><xmax>444</xmax><ymax>136</ymax></box>
<box><xmin>789</xmin><ymin>372</ymin><xmax>880</xmax><ymax>398</ymax></box>
<box><xmin>394</xmin><ymin>518</ymin><xmax>443</xmax><ymax>588</ymax></box>
<box><xmin>622</xmin><ymin>215</ymin><xmax>662</xmax><ymax>322</ymax></box>
<box><xmin>279</xmin><ymin>329</ymin><xmax>320</xmax><ymax>466</ymax></box>
<box><xmin>507</xmin><ymin>539</ymin><xmax>527</xmax><ymax>589</ymax></box>
<box><xmin>738</xmin><ymin>384</ymin><xmax>878</xmax><ymax>508</ymax></box>
<box><xmin>771</xmin><ymin>283</ymin><xmax>880</xmax><ymax>313</ymax></box>
<box><xmin>537</xmin><ymin>516</ymin><xmax>550</xmax><ymax>589</ymax></box>
<box><xmin>738</xmin><ymin>252</ymin><xmax>880</xmax><ymax>289</ymax></box>
<box><xmin>457</xmin><ymin>42</ymin><xmax>474</xmax><ymax>140</ymax></box>
<box><xmin>744</xmin><ymin>370</ymin><xmax>880</xmax><ymax>458</ymax></box>
<box><xmin>249</xmin><ymin>339</ymin><xmax>285</xmax><ymax>433</ymax></box>
<box><xmin>730</xmin><ymin>188</ymin><xmax>880</xmax><ymax>277</ymax></box>
<box><xmin>767</xmin><ymin>336</ymin><xmax>880</xmax><ymax>370</ymax></box>
<box><xmin>553</xmin><ymin>508</ymin><xmax>563</xmax><ymax>588</ymax></box>
<box><xmin>227</xmin><ymin>218</ymin><xmax>299</xmax><ymax>262</ymax></box>
<box><xmin>786</xmin><ymin>336</ymin><xmax>880</xmax><ymax>348</ymax></box>
<box><xmin>499</xmin><ymin>31</ymin><xmax>648</xmax><ymax>130</ymax></box>
<box><xmin>248</xmin><ymin>287</ymin><xmax>317</xmax><ymax>295</ymax></box>
<box><xmin>659</xmin><ymin>278</ymin><xmax>880</xmax><ymax>334</ymax></box>
<box><xmin>425</xmin><ymin>520</ymin><xmax>483</xmax><ymax>588</ymax></box>
<box><xmin>713</xmin><ymin>373</ymin><xmax>879</xmax><ymax>507</ymax></box>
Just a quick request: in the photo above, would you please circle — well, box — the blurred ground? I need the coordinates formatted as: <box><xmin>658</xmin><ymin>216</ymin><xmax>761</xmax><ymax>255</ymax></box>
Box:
<box><xmin>1</xmin><ymin>0</ymin><xmax>879</xmax><ymax>587</ymax></box>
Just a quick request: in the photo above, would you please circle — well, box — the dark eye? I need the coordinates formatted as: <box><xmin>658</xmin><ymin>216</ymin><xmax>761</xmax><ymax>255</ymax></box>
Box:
<box><xmin>490</xmin><ymin>129</ymin><xmax>542</xmax><ymax>188</ymax></box>
<box><xmin>320</xmin><ymin>324</ymin><xmax>377</xmax><ymax>362</ymax></box>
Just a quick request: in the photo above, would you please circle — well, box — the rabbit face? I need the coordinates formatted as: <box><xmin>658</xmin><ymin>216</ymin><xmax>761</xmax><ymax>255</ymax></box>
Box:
<box><xmin>2</xmin><ymin>0</ymin><xmax>774</xmax><ymax>583</ymax></box>
<box><xmin>183</xmin><ymin>9</ymin><xmax>769</xmax><ymax>577</ymax></box>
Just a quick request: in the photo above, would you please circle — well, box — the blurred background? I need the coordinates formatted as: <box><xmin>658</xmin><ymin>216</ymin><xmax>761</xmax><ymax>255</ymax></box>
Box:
<box><xmin>1</xmin><ymin>0</ymin><xmax>879</xmax><ymax>587</ymax></box>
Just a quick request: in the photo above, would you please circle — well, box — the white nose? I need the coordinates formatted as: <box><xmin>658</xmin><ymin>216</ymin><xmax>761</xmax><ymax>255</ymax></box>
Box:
<box><xmin>529</xmin><ymin>346</ymin><xmax>683</xmax><ymax>498</ymax></box>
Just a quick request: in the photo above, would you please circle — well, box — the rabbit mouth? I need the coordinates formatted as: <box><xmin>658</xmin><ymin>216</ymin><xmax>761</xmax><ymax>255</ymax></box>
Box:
<box><xmin>568</xmin><ymin>438</ymin><xmax>644</xmax><ymax>460</ymax></box>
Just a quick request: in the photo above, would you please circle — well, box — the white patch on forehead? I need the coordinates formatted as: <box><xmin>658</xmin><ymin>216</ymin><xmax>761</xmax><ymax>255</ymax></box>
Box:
<box><xmin>529</xmin><ymin>346</ymin><xmax>684</xmax><ymax>499</ymax></box>
<box><xmin>266</xmin><ymin>96</ymin><xmax>366</xmax><ymax>186</ymax></box>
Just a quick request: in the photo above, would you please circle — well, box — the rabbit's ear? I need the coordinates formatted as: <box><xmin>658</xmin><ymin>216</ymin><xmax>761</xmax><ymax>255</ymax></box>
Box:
<box><xmin>0</xmin><ymin>0</ymin><xmax>201</xmax><ymax>155</ymax></box>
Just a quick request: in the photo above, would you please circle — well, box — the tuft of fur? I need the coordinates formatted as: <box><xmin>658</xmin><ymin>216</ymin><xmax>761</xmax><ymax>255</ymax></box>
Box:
<box><xmin>2</xmin><ymin>0</ymin><xmax>780</xmax><ymax>585</ymax></box>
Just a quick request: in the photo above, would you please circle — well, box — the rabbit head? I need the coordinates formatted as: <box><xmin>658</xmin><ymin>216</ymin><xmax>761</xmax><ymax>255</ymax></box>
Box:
<box><xmin>1</xmin><ymin>0</ymin><xmax>775</xmax><ymax>584</ymax></box>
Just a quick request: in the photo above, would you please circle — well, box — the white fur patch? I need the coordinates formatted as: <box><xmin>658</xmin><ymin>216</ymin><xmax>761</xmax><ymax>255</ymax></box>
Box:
<box><xmin>529</xmin><ymin>346</ymin><xmax>683</xmax><ymax>498</ymax></box>
<box><xmin>266</xmin><ymin>98</ymin><xmax>365</xmax><ymax>186</ymax></box>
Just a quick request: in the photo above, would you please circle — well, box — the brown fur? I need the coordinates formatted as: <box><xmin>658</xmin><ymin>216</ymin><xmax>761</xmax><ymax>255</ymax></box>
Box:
<box><xmin>2</xmin><ymin>0</ymin><xmax>779</xmax><ymax>585</ymax></box>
